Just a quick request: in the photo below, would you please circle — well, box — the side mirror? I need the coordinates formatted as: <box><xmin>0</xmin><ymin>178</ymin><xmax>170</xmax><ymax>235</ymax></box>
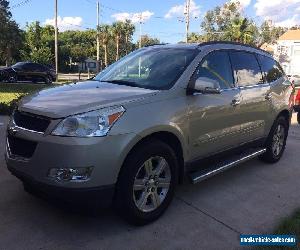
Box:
<box><xmin>192</xmin><ymin>77</ymin><xmax>221</xmax><ymax>94</ymax></box>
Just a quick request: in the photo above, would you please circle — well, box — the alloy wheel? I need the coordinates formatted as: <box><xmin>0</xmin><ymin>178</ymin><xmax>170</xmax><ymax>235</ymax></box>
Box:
<box><xmin>133</xmin><ymin>156</ymin><xmax>171</xmax><ymax>213</ymax></box>
<box><xmin>272</xmin><ymin>124</ymin><xmax>285</xmax><ymax>156</ymax></box>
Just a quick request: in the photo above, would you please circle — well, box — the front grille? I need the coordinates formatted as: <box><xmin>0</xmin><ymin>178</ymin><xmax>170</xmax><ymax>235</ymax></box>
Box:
<box><xmin>13</xmin><ymin>110</ymin><xmax>50</xmax><ymax>133</ymax></box>
<box><xmin>7</xmin><ymin>135</ymin><xmax>37</xmax><ymax>159</ymax></box>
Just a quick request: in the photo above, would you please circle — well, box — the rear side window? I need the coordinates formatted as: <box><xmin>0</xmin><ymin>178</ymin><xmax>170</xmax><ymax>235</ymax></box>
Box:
<box><xmin>229</xmin><ymin>51</ymin><xmax>263</xmax><ymax>87</ymax></box>
<box><xmin>192</xmin><ymin>51</ymin><xmax>234</xmax><ymax>89</ymax></box>
<box><xmin>257</xmin><ymin>55</ymin><xmax>283</xmax><ymax>83</ymax></box>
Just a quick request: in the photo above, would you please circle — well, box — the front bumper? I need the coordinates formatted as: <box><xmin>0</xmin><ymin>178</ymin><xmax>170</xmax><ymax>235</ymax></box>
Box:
<box><xmin>8</xmin><ymin>166</ymin><xmax>114</xmax><ymax>207</ymax></box>
<box><xmin>5</xmin><ymin>119</ymin><xmax>140</xmax><ymax>202</ymax></box>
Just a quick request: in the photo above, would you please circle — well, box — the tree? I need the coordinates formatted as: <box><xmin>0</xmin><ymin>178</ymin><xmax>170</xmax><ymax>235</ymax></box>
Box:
<box><xmin>0</xmin><ymin>0</ymin><xmax>23</xmax><ymax>65</ymax></box>
<box><xmin>111</xmin><ymin>21</ymin><xmax>123</xmax><ymax>61</ymax></box>
<box><xmin>201</xmin><ymin>2</ymin><xmax>242</xmax><ymax>41</ymax></box>
<box><xmin>139</xmin><ymin>35</ymin><xmax>160</xmax><ymax>47</ymax></box>
<box><xmin>259</xmin><ymin>21</ymin><xmax>286</xmax><ymax>46</ymax></box>
<box><xmin>224</xmin><ymin>17</ymin><xmax>258</xmax><ymax>45</ymax></box>
<box><xmin>123</xmin><ymin>20</ymin><xmax>135</xmax><ymax>55</ymax></box>
<box><xmin>21</xmin><ymin>22</ymin><xmax>55</xmax><ymax>65</ymax></box>
<box><xmin>187</xmin><ymin>32</ymin><xmax>206</xmax><ymax>43</ymax></box>
<box><xmin>99</xmin><ymin>24</ymin><xmax>111</xmax><ymax>67</ymax></box>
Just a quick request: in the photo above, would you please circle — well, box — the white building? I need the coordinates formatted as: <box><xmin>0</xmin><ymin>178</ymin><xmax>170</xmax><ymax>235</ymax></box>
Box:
<box><xmin>78</xmin><ymin>58</ymin><xmax>98</xmax><ymax>73</ymax></box>
<box><xmin>274</xmin><ymin>30</ymin><xmax>300</xmax><ymax>75</ymax></box>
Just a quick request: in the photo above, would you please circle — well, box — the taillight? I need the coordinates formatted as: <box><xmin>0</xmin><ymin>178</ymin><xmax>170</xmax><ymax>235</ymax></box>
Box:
<box><xmin>295</xmin><ymin>91</ymin><xmax>300</xmax><ymax>105</ymax></box>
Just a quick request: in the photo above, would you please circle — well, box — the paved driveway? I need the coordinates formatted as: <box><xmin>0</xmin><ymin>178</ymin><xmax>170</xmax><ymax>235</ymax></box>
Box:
<box><xmin>0</xmin><ymin>115</ymin><xmax>299</xmax><ymax>250</ymax></box>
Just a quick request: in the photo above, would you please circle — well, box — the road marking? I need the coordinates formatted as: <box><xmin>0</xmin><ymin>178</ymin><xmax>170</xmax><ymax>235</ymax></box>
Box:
<box><xmin>0</xmin><ymin>123</ymin><xmax>4</xmax><ymax>126</ymax></box>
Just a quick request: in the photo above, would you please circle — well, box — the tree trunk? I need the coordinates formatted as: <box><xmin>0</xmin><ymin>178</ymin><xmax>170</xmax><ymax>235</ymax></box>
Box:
<box><xmin>116</xmin><ymin>35</ymin><xmax>119</xmax><ymax>61</ymax></box>
<box><xmin>104</xmin><ymin>44</ymin><xmax>108</xmax><ymax>67</ymax></box>
<box><xmin>5</xmin><ymin>46</ymin><xmax>12</xmax><ymax>66</ymax></box>
<box><xmin>125</xmin><ymin>35</ymin><xmax>129</xmax><ymax>55</ymax></box>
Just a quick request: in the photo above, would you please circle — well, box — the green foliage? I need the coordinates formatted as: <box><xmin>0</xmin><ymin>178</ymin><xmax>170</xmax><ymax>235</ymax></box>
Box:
<box><xmin>0</xmin><ymin>83</ymin><xmax>51</xmax><ymax>115</ymax></box>
<box><xmin>21</xmin><ymin>22</ymin><xmax>55</xmax><ymax>65</ymax></box>
<box><xmin>200</xmin><ymin>2</ymin><xmax>258</xmax><ymax>45</ymax></box>
<box><xmin>139</xmin><ymin>35</ymin><xmax>160</xmax><ymax>47</ymax></box>
<box><xmin>259</xmin><ymin>21</ymin><xmax>287</xmax><ymax>46</ymax></box>
<box><xmin>0</xmin><ymin>0</ymin><xmax>23</xmax><ymax>65</ymax></box>
<box><xmin>187</xmin><ymin>32</ymin><xmax>206</xmax><ymax>43</ymax></box>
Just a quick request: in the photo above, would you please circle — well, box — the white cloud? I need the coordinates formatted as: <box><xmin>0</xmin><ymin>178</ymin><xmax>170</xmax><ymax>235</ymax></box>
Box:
<box><xmin>164</xmin><ymin>0</ymin><xmax>200</xmax><ymax>19</ymax></box>
<box><xmin>230</xmin><ymin>0</ymin><xmax>251</xmax><ymax>8</ymax></box>
<box><xmin>111</xmin><ymin>11</ymin><xmax>154</xmax><ymax>24</ymax></box>
<box><xmin>44</xmin><ymin>16</ymin><xmax>83</xmax><ymax>31</ymax></box>
<box><xmin>254</xmin><ymin>0</ymin><xmax>300</xmax><ymax>27</ymax></box>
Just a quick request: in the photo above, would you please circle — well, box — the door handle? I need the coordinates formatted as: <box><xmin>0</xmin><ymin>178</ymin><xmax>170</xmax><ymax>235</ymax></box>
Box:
<box><xmin>265</xmin><ymin>93</ymin><xmax>272</xmax><ymax>100</ymax></box>
<box><xmin>231</xmin><ymin>99</ymin><xmax>241</xmax><ymax>106</ymax></box>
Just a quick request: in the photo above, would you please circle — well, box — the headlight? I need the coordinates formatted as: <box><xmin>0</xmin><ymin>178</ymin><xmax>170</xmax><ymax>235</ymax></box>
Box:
<box><xmin>52</xmin><ymin>106</ymin><xmax>125</xmax><ymax>137</ymax></box>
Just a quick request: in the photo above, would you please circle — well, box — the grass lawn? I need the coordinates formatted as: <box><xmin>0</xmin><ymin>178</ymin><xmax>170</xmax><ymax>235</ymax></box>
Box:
<box><xmin>0</xmin><ymin>83</ymin><xmax>59</xmax><ymax>115</ymax></box>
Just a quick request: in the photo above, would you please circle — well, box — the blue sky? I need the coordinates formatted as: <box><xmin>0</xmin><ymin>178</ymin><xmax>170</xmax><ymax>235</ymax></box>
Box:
<box><xmin>9</xmin><ymin>0</ymin><xmax>300</xmax><ymax>43</ymax></box>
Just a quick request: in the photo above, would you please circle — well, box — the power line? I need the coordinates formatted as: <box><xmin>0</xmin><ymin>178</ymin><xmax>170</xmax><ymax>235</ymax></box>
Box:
<box><xmin>10</xmin><ymin>0</ymin><xmax>32</xmax><ymax>9</ymax></box>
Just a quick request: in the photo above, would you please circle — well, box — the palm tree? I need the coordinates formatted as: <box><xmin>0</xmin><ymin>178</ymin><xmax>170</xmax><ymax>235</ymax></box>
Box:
<box><xmin>226</xmin><ymin>18</ymin><xmax>255</xmax><ymax>44</ymax></box>
<box><xmin>99</xmin><ymin>24</ymin><xmax>111</xmax><ymax>67</ymax></box>
<box><xmin>111</xmin><ymin>22</ymin><xmax>123</xmax><ymax>61</ymax></box>
<box><xmin>123</xmin><ymin>20</ymin><xmax>135</xmax><ymax>55</ymax></box>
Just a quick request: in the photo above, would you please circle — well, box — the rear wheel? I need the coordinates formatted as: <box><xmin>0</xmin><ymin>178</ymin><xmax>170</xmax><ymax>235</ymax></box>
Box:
<box><xmin>297</xmin><ymin>113</ymin><xmax>300</xmax><ymax>124</ymax></box>
<box><xmin>260</xmin><ymin>116</ymin><xmax>288</xmax><ymax>163</ymax></box>
<box><xmin>114</xmin><ymin>139</ymin><xmax>178</xmax><ymax>225</ymax></box>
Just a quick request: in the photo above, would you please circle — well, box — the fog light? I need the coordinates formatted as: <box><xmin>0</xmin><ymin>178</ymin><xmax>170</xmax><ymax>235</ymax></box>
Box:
<box><xmin>48</xmin><ymin>167</ymin><xmax>93</xmax><ymax>182</ymax></box>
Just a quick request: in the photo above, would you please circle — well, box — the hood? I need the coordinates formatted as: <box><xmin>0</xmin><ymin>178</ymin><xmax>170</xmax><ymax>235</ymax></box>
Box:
<box><xmin>19</xmin><ymin>81</ymin><xmax>158</xmax><ymax>118</ymax></box>
<box><xmin>0</xmin><ymin>66</ymin><xmax>13</xmax><ymax>72</ymax></box>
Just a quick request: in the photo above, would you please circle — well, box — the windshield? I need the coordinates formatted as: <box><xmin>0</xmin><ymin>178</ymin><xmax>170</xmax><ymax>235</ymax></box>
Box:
<box><xmin>95</xmin><ymin>48</ymin><xmax>197</xmax><ymax>90</ymax></box>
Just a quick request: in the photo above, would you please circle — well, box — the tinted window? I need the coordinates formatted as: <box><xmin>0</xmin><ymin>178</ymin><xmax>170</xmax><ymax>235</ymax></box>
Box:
<box><xmin>192</xmin><ymin>51</ymin><xmax>234</xmax><ymax>89</ymax></box>
<box><xmin>34</xmin><ymin>64</ymin><xmax>46</xmax><ymax>71</ymax></box>
<box><xmin>96</xmin><ymin>48</ymin><xmax>197</xmax><ymax>90</ymax></box>
<box><xmin>257</xmin><ymin>55</ymin><xmax>283</xmax><ymax>83</ymax></box>
<box><xmin>12</xmin><ymin>62</ymin><xmax>26</xmax><ymax>70</ymax></box>
<box><xmin>229</xmin><ymin>51</ymin><xmax>263</xmax><ymax>87</ymax></box>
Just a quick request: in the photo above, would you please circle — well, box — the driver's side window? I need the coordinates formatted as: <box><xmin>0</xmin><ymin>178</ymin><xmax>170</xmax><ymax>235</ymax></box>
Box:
<box><xmin>193</xmin><ymin>51</ymin><xmax>234</xmax><ymax>90</ymax></box>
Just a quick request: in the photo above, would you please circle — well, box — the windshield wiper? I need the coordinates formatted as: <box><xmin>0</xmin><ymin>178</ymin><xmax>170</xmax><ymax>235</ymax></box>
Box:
<box><xmin>101</xmin><ymin>79</ymin><xmax>139</xmax><ymax>87</ymax></box>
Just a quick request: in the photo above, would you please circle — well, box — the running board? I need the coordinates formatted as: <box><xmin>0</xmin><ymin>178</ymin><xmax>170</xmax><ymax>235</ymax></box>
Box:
<box><xmin>189</xmin><ymin>148</ymin><xmax>266</xmax><ymax>184</ymax></box>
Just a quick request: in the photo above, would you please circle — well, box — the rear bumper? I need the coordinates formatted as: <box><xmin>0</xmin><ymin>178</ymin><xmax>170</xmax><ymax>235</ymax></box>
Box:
<box><xmin>8</xmin><ymin>165</ymin><xmax>115</xmax><ymax>208</ymax></box>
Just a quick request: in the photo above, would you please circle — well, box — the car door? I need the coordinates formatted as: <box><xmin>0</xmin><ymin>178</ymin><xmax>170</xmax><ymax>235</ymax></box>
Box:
<box><xmin>187</xmin><ymin>50</ymin><xmax>244</xmax><ymax>160</ymax></box>
<box><xmin>20</xmin><ymin>63</ymin><xmax>35</xmax><ymax>81</ymax></box>
<box><xmin>256</xmin><ymin>54</ymin><xmax>287</xmax><ymax>134</ymax></box>
<box><xmin>229</xmin><ymin>50</ymin><xmax>272</xmax><ymax>143</ymax></box>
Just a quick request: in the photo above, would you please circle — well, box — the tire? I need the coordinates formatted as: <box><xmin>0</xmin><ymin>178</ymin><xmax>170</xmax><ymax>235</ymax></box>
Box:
<box><xmin>114</xmin><ymin>139</ymin><xmax>178</xmax><ymax>225</ymax></box>
<box><xmin>44</xmin><ymin>75</ymin><xmax>52</xmax><ymax>84</ymax></box>
<box><xmin>260</xmin><ymin>116</ymin><xmax>289</xmax><ymax>163</ymax></box>
<box><xmin>8</xmin><ymin>73</ymin><xmax>17</xmax><ymax>83</ymax></box>
<box><xmin>297</xmin><ymin>113</ymin><xmax>300</xmax><ymax>125</ymax></box>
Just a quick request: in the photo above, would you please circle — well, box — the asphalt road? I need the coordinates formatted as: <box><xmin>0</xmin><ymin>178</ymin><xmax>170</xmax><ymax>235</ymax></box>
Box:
<box><xmin>0</xmin><ymin>115</ymin><xmax>299</xmax><ymax>250</ymax></box>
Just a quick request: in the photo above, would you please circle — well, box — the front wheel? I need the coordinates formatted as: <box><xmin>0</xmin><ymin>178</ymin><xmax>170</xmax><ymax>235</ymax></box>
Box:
<box><xmin>114</xmin><ymin>139</ymin><xmax>178</xmax><ymax>225</ymax></box>
<box><xmin>260</xmin><ymin>116</ymin><xmax>288</xmax><ymax>163</ymax></box>
<box><xmin>8</xmin><ymin>73</ymin><xmax>17</xmax><ymax>83</ymax></box>
<box><xmin>44</xmin><ymin>75</ymin><xmax>53</xmax><ymax>84</ymax></box>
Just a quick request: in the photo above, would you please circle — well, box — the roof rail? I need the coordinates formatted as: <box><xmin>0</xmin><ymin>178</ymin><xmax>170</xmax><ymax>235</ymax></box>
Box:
<box><xmin>144</xmin><ymin>43</ymin><xmax>169</xmax><ymax>47</ymax></box>
<box><xmin>198</xmin><ymin>41</ymin><xmax>272</xmax><ymax>55</ymax></box>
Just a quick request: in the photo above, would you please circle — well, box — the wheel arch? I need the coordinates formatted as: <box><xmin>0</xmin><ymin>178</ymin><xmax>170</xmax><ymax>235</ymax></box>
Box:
<box><xmin>277</xmin><ymin>109</ymin><xmax>291</xmax><ymax>126</ymax></box>
<box><xmin>118</xmin><ymin>127</ymin><xmax>187</xmax><ymax>185</ymax></box>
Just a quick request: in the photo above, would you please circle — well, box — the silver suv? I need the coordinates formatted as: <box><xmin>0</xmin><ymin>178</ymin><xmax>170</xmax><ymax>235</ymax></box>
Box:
<box><xmin>5</xmin><ymin>42</ymin><xmax>293</xmax><ymax>225</ymax></box>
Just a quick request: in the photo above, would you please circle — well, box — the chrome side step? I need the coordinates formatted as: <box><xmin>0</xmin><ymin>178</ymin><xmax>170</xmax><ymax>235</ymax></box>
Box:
<box><xmin>189</xmin><ymin>148</ymin><xmax>266</xmax><ymax>184</ymax></box>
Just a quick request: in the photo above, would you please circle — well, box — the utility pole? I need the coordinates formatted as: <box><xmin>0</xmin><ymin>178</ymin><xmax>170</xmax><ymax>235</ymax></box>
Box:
<box><xmin>96</xmin><ymin>0</ymin><xmax>100</xmax><ymax>73</ymax></box>
<box><xmin>139</xmin><ymin>13</ymin><xmax>143</xmax><ymax>48</ymax></box>
<box><xmin>54</xmin><ymin>0</ymin><xmax>58</xmax><ymax>80</ymax></box>
<box><xmin>184</xmin><ymin>0</ymin><xmax>190</xmax><ymax>43</ymax></box>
